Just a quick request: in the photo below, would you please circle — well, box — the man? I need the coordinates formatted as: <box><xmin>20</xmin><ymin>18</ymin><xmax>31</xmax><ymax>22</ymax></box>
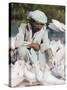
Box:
<box><xmin>15</xmin><ymin>10</ymin><xmax>50</xmax><ymax>66</ymax></box>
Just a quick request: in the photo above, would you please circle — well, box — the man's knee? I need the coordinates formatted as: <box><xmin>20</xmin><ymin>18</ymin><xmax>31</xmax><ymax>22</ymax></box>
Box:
<box><xmin>17</xmin><ymin>47</ymin><xmax>28</xmax><ymax>60</ymax></box>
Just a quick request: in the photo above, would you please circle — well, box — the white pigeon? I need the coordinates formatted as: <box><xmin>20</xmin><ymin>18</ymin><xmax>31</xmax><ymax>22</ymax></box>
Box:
<box><xmin>51</xmin><ymin>47</ymin><xmax>65</xmax><ymax>79</ymax></box>
<box><xmin>49</xmin><ymin>40</ymin><xmax>63</xmax><ymax>56</ymax></box>
<box><xmin>48</xmin><ymin>40</ymin><xmax>65</xmax><ymax>80</ymax></box>
<box><xmin>48</xmin><ymin>19</ymin><xmax>65</xmax><ymax>32</ymax></box>
<box><xmin>51</xmin><ymin>64</ymin><xmax>65</xmax><ymax>80</ymax></box>
<box><xmin>48</xmin><ymin>23</ymin><xmax>60</xmax><ymax>32</ymax></box>
<box><xmin>52</xmin><ymin>19</ymin><xmax>65</xmax><ymax>32</ymax></box>
<box><xmin>52</xmin><ymin>46</ymin><xmax>65</xmax><ymax>66</ymax></box>
<box><xmin>23</xmin><ymin>63</ymin><xmax>36</xmax><ymax>84</ymax></box>
<box><xmin>43</xmin><ymin>65</ymin><xmax>65</xmax><ymax>85</ymax></box>
<box><xmin>11</xmin><ymin>60</ymin><xmax>25</xmax><ymax>87</ymax></box>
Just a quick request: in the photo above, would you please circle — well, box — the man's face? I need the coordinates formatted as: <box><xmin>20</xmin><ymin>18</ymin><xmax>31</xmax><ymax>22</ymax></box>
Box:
<box><xmin>29</xmin><ymin>19</ymin><xmax>44</xmax><ymax>32</ymax></box>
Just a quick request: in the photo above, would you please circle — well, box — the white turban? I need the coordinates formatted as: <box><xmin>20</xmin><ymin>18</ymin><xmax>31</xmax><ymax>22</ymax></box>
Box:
<box><xmin>27</xmin><ymin>10</ymin><xmax>47</xmax><ymax>24</ymax></box>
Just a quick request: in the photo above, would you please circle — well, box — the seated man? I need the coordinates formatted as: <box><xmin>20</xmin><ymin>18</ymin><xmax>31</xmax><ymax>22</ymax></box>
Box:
<box><xmin>15</xmin><ymin>10</ymin><xmax>50</xmax><ymax>66</ymax></box>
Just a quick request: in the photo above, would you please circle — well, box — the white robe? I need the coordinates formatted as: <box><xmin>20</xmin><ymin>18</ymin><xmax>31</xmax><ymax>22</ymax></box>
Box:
<box><xmin>15</xmin><ymin>23</ymin><xmax>50</xmax><ymax>65</ymax></box>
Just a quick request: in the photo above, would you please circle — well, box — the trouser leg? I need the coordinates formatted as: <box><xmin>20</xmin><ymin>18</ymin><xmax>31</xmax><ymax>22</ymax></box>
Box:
<box><xmin>17</xmin><ymin>46</ymin><xmax>29</xmax><ymax>62</ymax></box>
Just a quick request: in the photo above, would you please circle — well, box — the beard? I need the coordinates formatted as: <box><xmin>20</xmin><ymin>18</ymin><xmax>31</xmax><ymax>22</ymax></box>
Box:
<box><xmin>31</xmin><ymin>27</ymin><xmax>41</xmax><ymax>33</ymax></box>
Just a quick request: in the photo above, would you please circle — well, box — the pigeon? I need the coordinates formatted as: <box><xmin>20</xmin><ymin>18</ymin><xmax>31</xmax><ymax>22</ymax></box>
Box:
<box><xmin>23</xmin><ymin>64</ymin><xmax>36</xmax><ymax>84</ymax></box>
<box><xmin>48</xmin><ymin>19</ymin><xmax>65</xmax><ymax>32</ymax></box>
<box><xmin>48</xmin><ymin>40</ymin><xmax>65</xmax><ymax>80</ymax></box>
<box><xmin>43</xmin><ymin>65</ymin><xmax>65</xmax><ymax>85</ymax></box>
<box><xmin>11</xmin><ymin>60</ymin><xmax>25</xmax><ymax>87</ymax></box>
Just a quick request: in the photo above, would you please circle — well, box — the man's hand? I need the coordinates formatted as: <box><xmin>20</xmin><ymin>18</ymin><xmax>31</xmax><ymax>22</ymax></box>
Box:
<box><xmin>26</xmin><ymin>43</ymin><xmax>40</xmax><ymax>50</ymax></box>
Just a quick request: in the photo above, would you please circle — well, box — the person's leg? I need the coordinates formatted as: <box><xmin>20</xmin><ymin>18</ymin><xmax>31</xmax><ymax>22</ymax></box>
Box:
<box><xmin>17</xmin><ymin>46</ymin><xmax>29</xmax><ymax>62</ymax></box>
<box><xmin>38</xmin><ymin>51</ymin><xmax>46</xmax><ymax>68</ymax></box>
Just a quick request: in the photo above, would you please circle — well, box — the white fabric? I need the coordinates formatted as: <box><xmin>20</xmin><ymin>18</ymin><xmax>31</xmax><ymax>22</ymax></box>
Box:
<box><xmin>27</xmin><ymin>10</ymin><xmax>47</xmax><ymax>24</ymax></box>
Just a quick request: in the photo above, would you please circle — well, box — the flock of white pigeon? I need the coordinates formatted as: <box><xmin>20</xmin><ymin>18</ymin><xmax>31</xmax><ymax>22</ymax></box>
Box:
<box><xmin>10</xmin><ymin>19</ymin><xmax>65</xmax><ymax>87</ymax></box>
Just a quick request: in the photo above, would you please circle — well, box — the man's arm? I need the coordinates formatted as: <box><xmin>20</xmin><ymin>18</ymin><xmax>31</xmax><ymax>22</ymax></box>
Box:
<box><xmin>26</xmin><ymin>43</ymin><xmax>40</xmax><ymax>51</ymax></box>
